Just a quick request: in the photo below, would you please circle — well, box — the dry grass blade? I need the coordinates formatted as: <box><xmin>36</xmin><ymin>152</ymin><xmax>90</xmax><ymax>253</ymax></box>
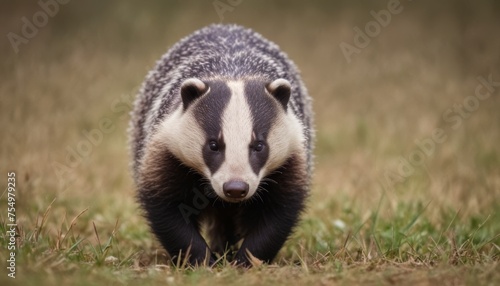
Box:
<box><xmin>34</xmin><ymin>198</ymin><xmax>56</xmax><ymax>242</ymax></box>
<box><xmin>245</xmin><ymin>249</ymin><xmax>263</xmax><ymax>268</ymax></box>
<box><xmin>59</xmin><ymin>208</ymin><xmax>88</xmax><ymax>248</ymax></box>
<box><xmin>93</xmin><ymin>221</ymin><xmax>102</xmax><ymax>253</ymax></box>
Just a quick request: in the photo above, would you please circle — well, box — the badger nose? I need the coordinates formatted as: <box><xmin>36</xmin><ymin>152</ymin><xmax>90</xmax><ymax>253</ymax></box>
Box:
<box><xmin>223</xmin><ymin>180</ymin><xmax>249</xmax><ymax>198</ymax></box>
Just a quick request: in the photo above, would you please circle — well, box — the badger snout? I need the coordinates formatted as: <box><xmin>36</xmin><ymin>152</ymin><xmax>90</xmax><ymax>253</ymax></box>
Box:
<box><xmin>223</xmin><ymin>180</ymin><xmax>249</xmax><ymax>199</ymax></box>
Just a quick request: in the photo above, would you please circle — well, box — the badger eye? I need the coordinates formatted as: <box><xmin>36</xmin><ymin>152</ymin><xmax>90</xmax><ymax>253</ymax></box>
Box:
<box><xmin>253</xmin><ymin>141</ymin><xmax>265</xmax><ymax>152</ymax></box>
<box><xmin>208</xmin><ymin>141</ymin><xmax>219</xmax><ymax>152</ymax></box>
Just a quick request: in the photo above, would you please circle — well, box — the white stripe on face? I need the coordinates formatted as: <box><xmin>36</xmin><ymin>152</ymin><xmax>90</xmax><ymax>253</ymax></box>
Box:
<box><xmin>265</xmin><ymin>111</ymin><xmax>305</xmax><ymax>172</ymax></box>
<box><xmin>210</xmin><ymin>81</ymin><xmax>260</xmax><ymax>201</ymax></box>
<box><xmin>151</xmin><ymin>107</ymin><xmax>209</xmax><ymax>175</ymax></box>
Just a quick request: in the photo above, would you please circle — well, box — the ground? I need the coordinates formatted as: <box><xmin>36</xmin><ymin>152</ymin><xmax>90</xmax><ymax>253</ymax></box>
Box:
<box><xmin>1</xmin><ymin>1</ymin><xmax>499</xmax><ymax>285</ymax></box>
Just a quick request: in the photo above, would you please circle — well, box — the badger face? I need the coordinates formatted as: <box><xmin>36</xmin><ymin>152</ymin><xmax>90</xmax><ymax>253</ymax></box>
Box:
<box><xmin>154</xmin><ymin>77</ymin><xmax>304</xmax><ymax>203</ymax></box>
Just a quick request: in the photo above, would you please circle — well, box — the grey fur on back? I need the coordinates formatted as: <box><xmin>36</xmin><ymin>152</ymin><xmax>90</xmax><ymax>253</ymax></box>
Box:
<box><xmin>129</xmin><ymin>24</ymin><xmax>314</xmax><ymax>181</ymax></box>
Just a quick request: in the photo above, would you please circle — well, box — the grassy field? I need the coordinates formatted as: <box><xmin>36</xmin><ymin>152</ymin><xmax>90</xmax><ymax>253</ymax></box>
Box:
<box><xmin>1</xmin><ymin>1</ymin><xmax>499</xmax><ymax>285</ymax></box>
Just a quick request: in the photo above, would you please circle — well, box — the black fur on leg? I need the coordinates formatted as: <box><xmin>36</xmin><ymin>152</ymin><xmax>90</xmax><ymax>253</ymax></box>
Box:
<box><xmin>233</xmin><ymin>154</ymin><xmax>309</xmax><ymax>266</ymax></box>
<box><xmin>137</xmin><ymin>147</ymin><xmax>216</xmax><ymax>266</ymax></box>
<box><xmin>204</xmin><ymin>206</ymin><xmax>241</xmax><ymax>257</ymax></box>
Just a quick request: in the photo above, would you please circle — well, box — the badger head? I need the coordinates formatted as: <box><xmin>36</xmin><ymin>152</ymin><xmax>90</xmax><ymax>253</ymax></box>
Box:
<box><xmin>153</xmin><ymin>77</ymin><xmax>305</xmax><ymax>203</ymax></box>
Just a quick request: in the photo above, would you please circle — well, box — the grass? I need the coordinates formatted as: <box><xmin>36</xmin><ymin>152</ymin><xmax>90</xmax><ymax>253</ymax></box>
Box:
<box><xmin>1</xmin><ymin>0</ymin><xmax>499</xmax><ymax>285</ymax></box>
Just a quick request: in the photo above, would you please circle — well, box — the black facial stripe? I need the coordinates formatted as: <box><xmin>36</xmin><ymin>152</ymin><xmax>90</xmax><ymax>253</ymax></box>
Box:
<box><xmin>194</xmin><ymin>80</ymin><xmax>231</xmax><ymax>174</ymax></box>
<box><xmin>244</xmin><ymin>80</ymin><xmax>278</xmax><ymax>175</ymax></box>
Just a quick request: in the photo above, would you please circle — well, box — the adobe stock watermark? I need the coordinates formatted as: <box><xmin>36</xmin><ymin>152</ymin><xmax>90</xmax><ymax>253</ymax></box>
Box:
<box><xmin>213</xmin><ymin>0</ymin><xmax>244</xmax><ymax>22</ymax></box>
<box><xmin>5</xmin><ymin>172</ymin><xmax>17</xmax><ymax>279</ymax></box>
<box><xmin>178</xmin><ymin>186</ymin><xmax>214</xmax><ymax>224</ymax></box>
<box><xmin>340</xmin><ymin>0</ymin><xmax>413</xmax><ymax>63</ymax></box>
<box><xmin>7</xmin><ymin>0</ymin><xmax>70</xmax><ymax>54</ymax></box>
<box><xmin>381</xmin><ymin>73</ymin><xmax>499</xmax><ymax>192</ymax></box>
<box><xmin>51</xmin><ymin>91</ymin><xmax>136</xmax><ymax>189</ymax></box>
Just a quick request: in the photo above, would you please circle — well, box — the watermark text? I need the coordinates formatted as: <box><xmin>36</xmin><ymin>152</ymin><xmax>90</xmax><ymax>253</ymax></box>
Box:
<box><xmin>6</xmin><ymin>172</ymin><xmax>17</xmax><ymax>279</ymax></box>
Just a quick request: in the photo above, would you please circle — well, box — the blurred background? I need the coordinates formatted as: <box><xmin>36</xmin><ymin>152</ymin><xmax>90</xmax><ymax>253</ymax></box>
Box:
<box><xmin>1</xmin><ymin>0</ymin><xmax>499</xmax><ymax>268</ymax></box>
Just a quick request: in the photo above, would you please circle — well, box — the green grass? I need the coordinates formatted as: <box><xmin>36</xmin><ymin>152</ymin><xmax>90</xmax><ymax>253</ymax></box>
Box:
<box><xmin>1</xmin><ymin>1</ymin><xmax>500</xmax><ymax>285</ymax></box>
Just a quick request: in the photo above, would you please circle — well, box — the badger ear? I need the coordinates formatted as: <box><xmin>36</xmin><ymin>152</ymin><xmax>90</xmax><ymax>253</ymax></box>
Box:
<box><xmin>266</xmin><ymin>78</ymin><xmax>291</xmax><ymax>111</ymax></box>
<box><xmin>181</xmin><ymin>78</ymin><xmax>208</xmax><ymax>110</ymax></box>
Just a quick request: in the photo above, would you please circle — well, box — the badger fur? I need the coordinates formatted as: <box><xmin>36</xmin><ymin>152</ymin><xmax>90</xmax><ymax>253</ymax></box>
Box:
<box><xmin>129</xmin><ymin>24</ymin><xmax>313</xmax><ymax>266</ymax></box>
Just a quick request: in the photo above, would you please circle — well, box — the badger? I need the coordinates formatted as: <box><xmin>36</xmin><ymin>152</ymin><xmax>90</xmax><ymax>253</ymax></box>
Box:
<box><xmin>129</xmin><ymin>24</ymin><xmax>313</xmax><ymax>266</ymax></box>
